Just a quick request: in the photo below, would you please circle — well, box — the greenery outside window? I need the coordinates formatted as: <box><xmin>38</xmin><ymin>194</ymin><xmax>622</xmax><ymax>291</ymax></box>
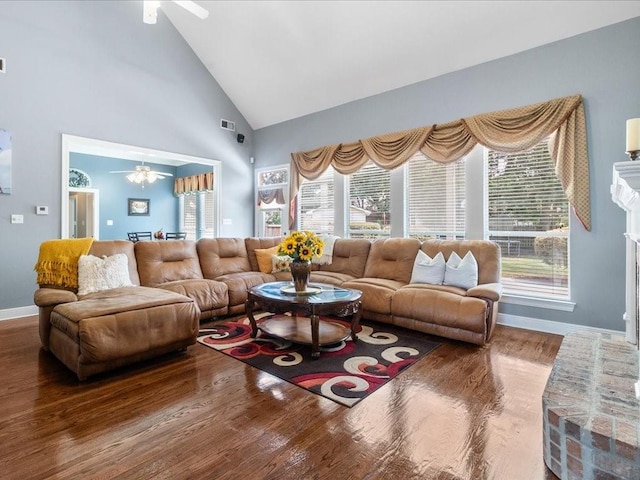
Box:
<box><xmin>348</xmin><ymin>161</ymin><xmax>390</xmax><ymax>239</ymax></box>
<box><xmin>486</xmin><ymin>140</ymin><xmax>569</xmax><ymax>299</ymax></box>
<box><xmin>407</xmin><ymin>153</ymin><xmax>465</xmax><ymax>241</ymax></box>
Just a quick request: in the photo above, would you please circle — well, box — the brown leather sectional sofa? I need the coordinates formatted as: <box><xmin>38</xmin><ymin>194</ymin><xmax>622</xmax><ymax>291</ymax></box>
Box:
<box><xmin>35</xmin><ymin>237</ymin><xmax>502</xmax><ymax>379</ymax></box>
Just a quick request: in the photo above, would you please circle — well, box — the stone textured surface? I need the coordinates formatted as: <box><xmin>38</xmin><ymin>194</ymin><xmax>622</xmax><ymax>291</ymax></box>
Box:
<box><xmin>543</xmin><ymin>331</ymin><xmax>640</xmax><ymax>480</ymax></box>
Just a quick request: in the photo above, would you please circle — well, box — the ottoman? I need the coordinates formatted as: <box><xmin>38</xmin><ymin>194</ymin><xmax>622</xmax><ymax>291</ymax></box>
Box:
<box><xmin>48</xmin><ymin>286</ymin><xmax>199</xmax><ymax>380</ymax></box>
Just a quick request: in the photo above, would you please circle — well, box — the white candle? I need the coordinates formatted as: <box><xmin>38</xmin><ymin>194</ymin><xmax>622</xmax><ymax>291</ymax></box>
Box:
<box><xmin>627</xmin><ymin>118</ymin><xmax>640</xmax><ymax>152</ymax></box>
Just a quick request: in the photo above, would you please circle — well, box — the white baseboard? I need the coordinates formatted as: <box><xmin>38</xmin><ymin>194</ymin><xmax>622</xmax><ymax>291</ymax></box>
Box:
<box><xmin>498</xmin><ymin>312</ymin><xmax>622</xmax><ymax>337</ymax></box>
<box><xmin>0</xmin><ymin>305</ymin><xmax>37</xmax><ymax>321</ymax></box>
<box><xmin>0</xmin><ymin>305</ymin><xmax>624</xmax><ymax>337</ymax></box>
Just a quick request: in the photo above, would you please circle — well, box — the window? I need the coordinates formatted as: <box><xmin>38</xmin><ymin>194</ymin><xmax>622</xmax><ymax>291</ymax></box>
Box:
<box><xmin>299</xmin><ymin>166</ymin><xmax>334</xmax><ymax>234</ymax></box>
<box><xmin>279</xmin><ymin>137</ymin><xmax>570</xmax><ymax>303</ymax></box>
<box><xmin>179</xmin><ymin>191</ymin><xmax>215</xmax><ymax>240</ymax></box>
<box><xmin>348</xmin><ymin>161</ymin><xmax>390</xmax><ymax>239</ymax></box>
<box><xmin>180</xmin><ymin>194</ymin><xmax>197</xmax><ymax>240</ymax></box>
<box><xmin>486</xmin><ymin>140</ymin><xmax>569</xmax><ymax>299</ymax></box>
<box><xmin>256</xmin><ymin>166</ymin><xmax>288</xmax><ymax>237</ymax></box>
<box><xmin>407</xmin><ymin>153</ymin><xmax>465</xmax><ymax>240</ymax></box>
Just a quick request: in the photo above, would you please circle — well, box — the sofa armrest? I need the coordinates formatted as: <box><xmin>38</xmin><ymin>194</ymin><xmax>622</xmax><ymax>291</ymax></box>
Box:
<box><xmin>465</xmin><ymin>282</ymin><xmax>502</xmax><ymax>302</ymax></box>
<box><xmin>34</xmin><ymin>288</ymin><xmax>78</xmax><ymax>307</ymax></box>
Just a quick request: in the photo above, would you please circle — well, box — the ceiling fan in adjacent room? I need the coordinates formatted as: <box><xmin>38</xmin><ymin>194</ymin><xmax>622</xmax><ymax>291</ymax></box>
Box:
<box><xmin>110</xmin><ymin>163</ymin><xmax>173</xmax><ymax>188</ymax></box>
<box><xmin>143</xmin><ymin>1</ymin><xmax>209</xmax><ymax>24</ymax></box>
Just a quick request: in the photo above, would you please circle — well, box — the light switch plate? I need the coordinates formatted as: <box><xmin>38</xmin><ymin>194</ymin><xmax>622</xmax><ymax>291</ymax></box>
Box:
<box><xmin>223</xmin><ymin>218</ymin><xmax>232</xmax><ymax>225</ymax></box>
<box><xmin>36</xmin><ymin>206</ymin><xmax>48</xmax><ymax>215</ymax></box>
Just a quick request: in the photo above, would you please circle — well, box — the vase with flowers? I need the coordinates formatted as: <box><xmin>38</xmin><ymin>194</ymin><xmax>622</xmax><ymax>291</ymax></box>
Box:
<box><xmin>278</xmin><ymin>230</ymin><xmax>324</xmax><ymax>292</ymax></box>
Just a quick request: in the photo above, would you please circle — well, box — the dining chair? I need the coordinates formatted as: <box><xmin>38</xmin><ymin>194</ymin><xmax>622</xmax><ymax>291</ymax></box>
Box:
<box><xmin>165</xmin><ymin>232</ymin><xmax>187</xmax><ymax>240</ymax></box>
<box><xmin>127</xmin><ymin>232</ymin><xmax>152</xmax><ymax>242</ymax></box>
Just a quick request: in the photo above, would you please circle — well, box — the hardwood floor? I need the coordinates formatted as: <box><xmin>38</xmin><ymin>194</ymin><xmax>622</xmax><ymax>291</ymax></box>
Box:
<box><xmin>0</xmin><ymin>315</ymin><xmax>563</xmax><ymax>479</ymax></box>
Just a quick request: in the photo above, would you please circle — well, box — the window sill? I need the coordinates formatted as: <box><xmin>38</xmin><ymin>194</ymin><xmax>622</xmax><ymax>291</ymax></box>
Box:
<box><xmin>500</xmin><ymin>294</ymin><xmax>575</xmax><ymax>312</ymax></box>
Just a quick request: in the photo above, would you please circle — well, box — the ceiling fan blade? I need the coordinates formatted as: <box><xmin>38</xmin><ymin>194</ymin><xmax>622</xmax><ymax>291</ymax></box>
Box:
<box><xmin>172</xmin><ymin>0</ymin><xmax>209</xmax><ymax>20</ymax></box>
<box><xmin>109</xmin><ymin>170</ymin><xmax>136</xmax><ymax>174</ymax></box>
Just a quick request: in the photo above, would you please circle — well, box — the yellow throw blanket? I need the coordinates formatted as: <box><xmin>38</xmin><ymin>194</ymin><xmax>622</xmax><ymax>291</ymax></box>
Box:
<box><xmin>34</xmin><ymin>237</ymin><xmax>94</xmax><ymax>288</ymax></box>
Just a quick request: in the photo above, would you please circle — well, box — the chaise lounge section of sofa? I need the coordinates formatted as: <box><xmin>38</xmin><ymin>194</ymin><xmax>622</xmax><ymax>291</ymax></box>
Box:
<box><xmin>35</xmin><ymin>236</ymin><xmax>502</xmax><ymax>379</ymax></box>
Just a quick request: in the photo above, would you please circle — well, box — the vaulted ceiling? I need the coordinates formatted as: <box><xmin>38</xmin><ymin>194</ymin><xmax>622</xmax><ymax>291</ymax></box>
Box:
<box><xmin>162</xmin><ymin>1</ymin><xmax>640</xmax><ymax>130</ymax></box>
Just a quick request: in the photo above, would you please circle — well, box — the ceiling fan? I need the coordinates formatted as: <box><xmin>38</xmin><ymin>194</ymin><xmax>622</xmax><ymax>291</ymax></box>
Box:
<box><xmin>143</xmin><ymin>1</ymin><xmax>209</xmax><ymax>25</ymax></box>
<box><xmin>110</xmin><ymin>163</ymin><xmax>174</xmax><ymax>188</ymax></box>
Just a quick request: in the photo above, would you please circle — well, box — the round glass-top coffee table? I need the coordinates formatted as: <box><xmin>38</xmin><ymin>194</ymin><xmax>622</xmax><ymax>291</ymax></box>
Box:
<box><xmin>245</xmin><ymin>281</ymin><xmax>363</xmax><ymax>359</ymax></box>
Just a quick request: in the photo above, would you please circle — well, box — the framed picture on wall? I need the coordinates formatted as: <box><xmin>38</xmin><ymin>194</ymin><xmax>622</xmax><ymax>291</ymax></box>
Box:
<box><xmin>128</xmin><ymin>198</ymin><xmax>150</xmax><ymax>216</ymax></box>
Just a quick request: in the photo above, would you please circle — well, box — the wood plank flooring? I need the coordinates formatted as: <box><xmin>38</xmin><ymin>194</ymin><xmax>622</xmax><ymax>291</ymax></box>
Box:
<box><xmin>0</xmin><ymin>315</ymin><xmax>563</xmax><ymax>479</ymax></box>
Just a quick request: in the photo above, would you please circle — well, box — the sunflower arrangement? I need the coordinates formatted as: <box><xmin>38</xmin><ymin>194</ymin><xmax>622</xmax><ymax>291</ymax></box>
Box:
<box><xmin>278</xmin><ymin>230</ymin><xmax>324</xmax><ymax>262</ymax></box>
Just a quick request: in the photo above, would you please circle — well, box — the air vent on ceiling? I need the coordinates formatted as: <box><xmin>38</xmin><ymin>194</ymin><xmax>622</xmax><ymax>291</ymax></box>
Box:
<box><xmin>0</xmin><ymin>58</ymin><xmax>5</xmax><ymax>74</ymax></box>
<box><xmin>220</xmin><ymin>119</ymin><xmax>235</xmax><ymax>131</ymax></box>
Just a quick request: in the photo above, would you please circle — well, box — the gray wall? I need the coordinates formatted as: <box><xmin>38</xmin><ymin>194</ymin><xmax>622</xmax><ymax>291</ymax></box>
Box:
<box><xmin>0</xmin><ymin>1</ymin><xmax>254</xmax><ymax>310</ymax></box>
<box><xmin>254</xmin><ymin>17</ymin><xmax>640</xmax><ymax>331</ymax></box>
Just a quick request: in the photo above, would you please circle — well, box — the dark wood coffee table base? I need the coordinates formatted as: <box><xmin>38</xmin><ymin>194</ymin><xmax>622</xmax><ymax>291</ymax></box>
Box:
<box><xmin>245</xmin><ymin>282</ymin><xmax>362</xmax><ymax>359</ymax></box>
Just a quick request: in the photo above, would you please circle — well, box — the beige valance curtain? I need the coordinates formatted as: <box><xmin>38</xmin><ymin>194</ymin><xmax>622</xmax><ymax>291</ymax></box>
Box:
<box><xmin>174</xmin><ymin>172</ymin><xmax>214</xmax><ymax>196</ymax></box>
<box><xmin>290</xmin><ymin>94</ymin><xmax>590</xmax><ymax>231</ymax></box>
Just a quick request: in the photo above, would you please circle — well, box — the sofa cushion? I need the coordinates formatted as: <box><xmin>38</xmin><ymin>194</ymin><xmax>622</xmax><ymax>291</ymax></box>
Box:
<box><xmin>89</xmin><ymin>240</ymin><xmax>140</xmax><ymax>286</ymax></box>
<box><xmin>342</xmin><ymin>277</ymin><xmax>406</xmax><ymax>315</ymax></box>
<box><xmin>197</xmin><ymin>238</ymin><xmax>252</xmax><ymax>278</ymax></box>
<box><xmin>158</xmin><ymin>279</ymin><xmax>228</xmax><ymax>313</ymax></box>
<box><xmin>272</xmin><ymin>255</ymin><xmax>292</xmax><ymax>273</ymax></box>
<box><xmin>310</xmin><ymin>271</ymin><xmax>357</xmax><ymax>286</ymax></box>
<box><xmin>215</xmin><ymin>271</ymin><xmax>275</xmax><ymax>307</ymax></box>
<box><xmin>50</xmin><ymin>286</ymin><xmax>198</xmax><ymax>364</ymax></box>
<box><xmin>135</xmin><ymin>240</ymin><xmax>203</xmax><ymax>287</ymax></box>
<box><xmin>392</xmin><ymin>284</ymin><xmax>488</xmax><ymax>336</ymax></box>
<box><xmin>245</xmin><ymin>237</ymin><xmax>283</xmax><ymax>272</ymax></box>
<box><xmin>255</xmin><ymin>245</ymin><xmax>280</xmax><ymax>273</ymax></box>
<box><xmin>313</xmin><ymin>238</ymin><xmax>371</xmax><ymax>278</ymax></box>
<box><xmin>410</xmin><ymin>251</ymin><xmax>445</xmax><ymax>285</ymax></box>
<box><xmin>362</xmin><ymin>238</ymin><xmax>421</xmax><ymax>283</ymax></box>
<box><xmin>421</xmin><ymin>239</ymin><xmax>500</xmax><ymax>285</ymax></box>
<box><xmin>443</xmin><ymin>251</ymin><xmax>478</xmax><ymax>289</ymax></box>
<box><xmin>77</xmin><ymin>254</ymin><xmax>134</xmax><ymax>295</ymax></box>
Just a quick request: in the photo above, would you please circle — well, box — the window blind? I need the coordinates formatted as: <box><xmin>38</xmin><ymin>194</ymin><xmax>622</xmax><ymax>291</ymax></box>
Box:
<box><xmin>407</xmin><ymin>153</ymin><xmax>465</xmax><ymax>240</ymax></box>
<box><xmin>182</xmin><ymin>194</ymin><xmax>197</xmax><ymax>240</ymax></box>
<box><xmin>299</xmin><ymin>167</ymin><xmax>334</xmax><ymax>234</ymax></box>
<box><xmin>487</xmin><ymin>140</ymin><xmax>569</xmax><ymax>298</ymax></box>
<box><xmin>348</xmin><ymin>161</ymin><xmax>391</xmax><ymax>239</ymax></box>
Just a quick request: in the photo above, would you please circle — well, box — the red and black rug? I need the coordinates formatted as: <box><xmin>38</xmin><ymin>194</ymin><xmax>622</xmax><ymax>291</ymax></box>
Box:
<box><xmin>197</xmin><ymin>313</ymin><xmax>441</xmax><ymax>407</ymax></box>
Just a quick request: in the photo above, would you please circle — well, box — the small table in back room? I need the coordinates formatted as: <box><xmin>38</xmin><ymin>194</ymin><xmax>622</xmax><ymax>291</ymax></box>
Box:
<box><xmin>245</xmin><ymin>281</ymin><xmax>363</xmax><ymax>359</ymax></box>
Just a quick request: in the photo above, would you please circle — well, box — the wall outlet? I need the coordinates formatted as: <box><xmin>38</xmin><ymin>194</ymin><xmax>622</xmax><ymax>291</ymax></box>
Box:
<box><xmin>106</xmin><ymin>219</ymin><xmax>114</xmax><ymax>226</ymax></box>
<box><xmin>10</xmin><ymin>214</ymin><xmax>23</xmax><ymax>224</ymax></box>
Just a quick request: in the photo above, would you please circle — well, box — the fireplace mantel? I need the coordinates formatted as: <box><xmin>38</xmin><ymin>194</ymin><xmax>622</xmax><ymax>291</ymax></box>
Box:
<box><xmin>611</xmin><ymin>161</ymin><xmax>640</xmax><ymax>400</ymax></box>
<box><xmin>612</xmin><ymin>161</ymin><xmax>640</xmax><ymax>214</ymax></box>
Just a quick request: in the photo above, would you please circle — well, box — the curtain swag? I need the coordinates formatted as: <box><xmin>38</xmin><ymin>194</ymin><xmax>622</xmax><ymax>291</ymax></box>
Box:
<box><xmin>289</xmin><ymin>94</ymin><xmax>590</xmax><ymax>231</ymax></box>
<box><xmin>174</xmin><ymin>172</ymin><xmax>214</xmax><ymax>196</ymax></box>
<box><xmin>257</xmin><ymin>187</ymin><xmax>286</xmax><ymax>206</ymax></box>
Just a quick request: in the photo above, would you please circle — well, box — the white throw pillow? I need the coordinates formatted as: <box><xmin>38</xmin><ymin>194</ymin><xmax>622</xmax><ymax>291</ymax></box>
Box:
<box><xmin>443</xmin><ymin>251</ymin><xmax>478</xmax><ymax>290</ymax></box>
<box><xmin>271</xmin><ymin>254</ymin><xmax>292</xmax><ymax>273</ymax></box>
<box><xmin>77</xmin><ymin>254</ymin><xmax>134</xmax><ymax>295</ymax></box>
<box><xmin>410</xmin><ymin>250</ymin><xmax>446</xmax><ymax>285</ymax></box>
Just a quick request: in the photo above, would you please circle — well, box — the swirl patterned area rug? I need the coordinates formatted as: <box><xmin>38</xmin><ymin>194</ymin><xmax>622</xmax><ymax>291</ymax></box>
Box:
<box><xmin>197</xmin><ymin>313</ymin><xmax>441</xmax><ymax>407</ymax></box>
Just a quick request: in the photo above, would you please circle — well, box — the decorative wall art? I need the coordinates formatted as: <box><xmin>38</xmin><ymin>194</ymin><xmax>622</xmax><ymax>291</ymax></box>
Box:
<box><xmin>0</xmin><ymin>129</ymin><xmax>12</xmax><ymax>195</ymax></box>
<box><xmin>128</xmin><ymin>198</ymin><xmax>150</xmax><ymax>216</ymax></box>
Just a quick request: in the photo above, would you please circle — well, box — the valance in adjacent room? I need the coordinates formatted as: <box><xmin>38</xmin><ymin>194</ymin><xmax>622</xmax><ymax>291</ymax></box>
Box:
<box><xmin>174</xmin><ymin>172</ymin><xmax>214</xmax><ymax>195</ymax></box>
<box><xmin>290</xmin><ymin>94</ymin><xmax>590</xmax><ymax>231</ymax></box>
